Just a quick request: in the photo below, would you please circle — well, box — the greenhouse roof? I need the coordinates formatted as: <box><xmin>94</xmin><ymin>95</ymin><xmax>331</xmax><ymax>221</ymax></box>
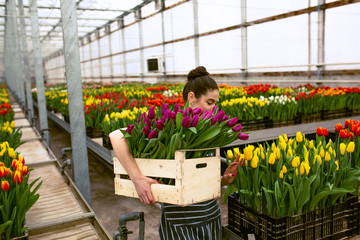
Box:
<box><xmin>0</xmin><ymin>0</ymin><xmax>153</xmax><ymax>59</ymax></box>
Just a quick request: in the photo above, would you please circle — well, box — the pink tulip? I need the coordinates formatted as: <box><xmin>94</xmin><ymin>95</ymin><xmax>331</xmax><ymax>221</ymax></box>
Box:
<box><xmin>161</xmin><ymin>104</ymin><xmax>168</xmax><ymax>115</ymax></box>
<box><xmin>126</xmin><ymin>124</ymin><xmax>134</xmax><ymax>135</ymax></box>
<box><xmin>192</xmin><ymin>108</ymin><xmax>202</xmax><ymax>116</ymax></box>
<box><xmin>174</xmin><ymin>104</ymin><xmax>180</xmax><ymax>114</ymax></box>
<box><xmin>203</xmin><ymin>111</ymin><xmax>213</xmax><ymax>120</ymax></box>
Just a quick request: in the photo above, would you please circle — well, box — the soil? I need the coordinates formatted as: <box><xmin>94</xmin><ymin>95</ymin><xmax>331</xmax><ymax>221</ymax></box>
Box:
<box><xmin>46</xmin><ymin>117</ymin><xmax>229</xmax><ymax>240</ymax></box>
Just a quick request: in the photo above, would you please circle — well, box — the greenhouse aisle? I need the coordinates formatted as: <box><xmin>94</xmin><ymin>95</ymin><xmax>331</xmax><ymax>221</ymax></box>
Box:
<box><xmin>12</xmin><ymin>103</ymin><xmax>111</xmax><ymax>239</ymax></box>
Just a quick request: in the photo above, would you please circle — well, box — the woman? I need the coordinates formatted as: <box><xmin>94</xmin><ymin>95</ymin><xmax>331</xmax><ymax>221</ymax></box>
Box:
<box><xmin>110</xmin><ymin>66</ymin><xmax>241</xmax><ymax>239</ymax></box>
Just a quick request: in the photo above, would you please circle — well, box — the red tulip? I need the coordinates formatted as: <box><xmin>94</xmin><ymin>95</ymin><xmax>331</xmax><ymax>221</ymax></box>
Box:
<box><xmin>335</xmin><ymin>123</ymin><xmax>343</xmax><ymax>133</ymax></box>
<box><xmin>1</xmin><ymin>180</ymin><xmax>9</xmax><ymax>191</ymax></box>
<box><xmin>323</xmin><ymin>128</ymin><xmax>329</xmax><ymax>137</ymax></box>
<box><xmin>316</xmin><ymin>127</ymin><xmax>324</xmax><ymax>136</ymax></box>
<box><xmin>345</xmin><ymin>119</ymin><xmax>351</xmax><ymax>128</ymax></box>
<box><xmin>339</xmin><ymin>129</ymin><xmax>348</xmax><ymax>139</ymax></box>
<box><xmin>355</xmin><ymin>126</ymin><xmax>360</xmax><ymax>136</ymax></box>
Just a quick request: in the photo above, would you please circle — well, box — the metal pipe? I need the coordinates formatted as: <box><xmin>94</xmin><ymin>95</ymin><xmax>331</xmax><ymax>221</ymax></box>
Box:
<box><xmin>59</xmin><ymin>0</ymin><xmax>92</xmax><ymax>205</ymax></box>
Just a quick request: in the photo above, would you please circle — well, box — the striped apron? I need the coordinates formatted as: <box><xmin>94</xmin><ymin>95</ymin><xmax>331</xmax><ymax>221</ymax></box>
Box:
<box><xmin>158</xmin><ymin>199</ymin><xmax>222</xmax><ymax>240</ymax></box>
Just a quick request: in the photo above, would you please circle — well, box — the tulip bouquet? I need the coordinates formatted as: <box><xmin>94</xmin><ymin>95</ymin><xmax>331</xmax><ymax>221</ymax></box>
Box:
<box><xmin>120</xmin><ymin>103</ymin><xmax>249</xmax><ymax>160</ymax></box>
<box><xmin>224</xmin><ymin>129</ymin><xmax>360</xmax><ymax>217</ymax></box>
<box><xmin>0</xmin><ymin>142</ymin><xmax>42</xmax><ymax>239</ymax></box>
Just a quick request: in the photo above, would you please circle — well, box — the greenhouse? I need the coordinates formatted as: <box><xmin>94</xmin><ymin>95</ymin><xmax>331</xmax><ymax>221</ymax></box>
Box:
<box><xmin>0</xmin><ymin>0</ymin><xmax>360</xmax><ymax>239</ymax></box>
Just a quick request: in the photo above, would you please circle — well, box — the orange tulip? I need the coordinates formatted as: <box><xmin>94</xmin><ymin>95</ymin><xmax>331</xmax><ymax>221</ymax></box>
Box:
<box><xmin>13</xmin><ymin>170</ymin><xmax>22</xmax><ymax>184</ymax></box>
<box><xmin>1</xmin><ymin>180</ymin><xmax>9</xmax><ymax>191</ymax></box>
<box><xmin>0</xmin><ymin>166</ymin><xmax>6</xmax><ymax>178</ymax></box>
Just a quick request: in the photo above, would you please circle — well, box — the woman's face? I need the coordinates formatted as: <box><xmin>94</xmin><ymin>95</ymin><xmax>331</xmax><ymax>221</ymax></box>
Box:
<box><xmin>192</xmin><ymin>89</ymin><xmax>219</xmax><ymax>112</ymax></box>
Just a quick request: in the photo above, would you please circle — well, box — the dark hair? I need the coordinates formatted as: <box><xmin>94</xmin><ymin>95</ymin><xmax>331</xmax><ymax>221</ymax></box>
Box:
<box><xmin>182</xmin><ymin>66</ymin><xmax>219</xmax><ymax>102</ymax></box>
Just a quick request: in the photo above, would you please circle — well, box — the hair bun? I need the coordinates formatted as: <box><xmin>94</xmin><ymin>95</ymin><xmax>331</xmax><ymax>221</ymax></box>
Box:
<box><xmin>187</xmin><ymin>66</ymin><xmax>209</xmax><ymax>81</ymax></box>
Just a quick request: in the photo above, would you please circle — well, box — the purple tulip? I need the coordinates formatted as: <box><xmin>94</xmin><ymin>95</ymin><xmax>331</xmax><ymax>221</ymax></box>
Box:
<box><xmin>171</xmin><ymin>112</ymin><xmax>177</xmax><ymax>120</ymax></box>
<box><xmin>232</xmin><ymin>124</ymin><xmax>243</xmax><ymax>132</ymax></box>
<box><xmin>125</xmin><ymin>124</ymin><xmax>134</xmax><ymax>135</ymax></box>
<box><xmin>144</xmin><ymin>116</ymin><xmax>151</xmax><ymax>126</ymax></box>
<box><xmin>148</xmin><ymin>106</ymin><xmax>155</xmax><ymax>119</ymax></box>
<box><xmin>211</xmin><ymin>116</ymin><xmax>217</xmax><ymax>126</ymax></box>
<box><xmin>191</xmin><ymin>115</ymin><xmax>200</xmax><ymax>127</ymax></box>
<box><xmin>161</xmin><ymin>104</ymin><xmax>168</xmax><ymax>115</ymax></box>
<box><xmin>212</xmin><ymin>106</ymin><xmax>219</xmax><ymax>112</ymax></box>
<box><xmin>181</xmin><ymin>116</ymin><xmax>191</xmax><ymax>128</ymax></box>
<box><xmin>148</xmin><ymin>129</ymin><xmax>158</xmax><ymax>139</ymax></box>
<box><xmin>227</xmin><ymin>117</ymin><xmax>238</xmax><ymax>127</ymax></box>
<box><xmin>223</xmin><ymin>115</ymin><xmax>229</xmax><ymax>121</ymax></box>
<box><xmin>142</xmin><ymin>125</ymin><xmax>150</xmax><ymax>136</ymax></box>
<box><xmin>186</xmin><ymin>107</ymin><xmax>193</xmax><ymax>116</ymax></box>
<box><xmin>156</xmin><ymin>120</ymin><xmax>165</xmax><ymax>130</ymax></box>
<box><xmin>138</xmin><ymin>112</ymin><xmax>146</xmax><ymax>124</ymax></box>
<box><xmin>238</xmin><ymin>132</ymin><xmax>249</xmax><ymax>140</ymax></box>
<box><xmin>182</xmin><ymin>110</ymin><xmax>188</xmax><ymax>117</ymax></box>
<box><xmin>174</xmin><ymin>103</ymin><xmax>180</xmax><ymax>114</ymax></box>
<box><xmin>216</xmin><ymin>110</ymin><xmax>225</xmax><ymax>122</ymax></box>
<box><xmin>192</xmin><ymin>108</ymin><xmax>202</xmax><ymax>116</ymax></box>
<box><xmin>203</xmin><ymin>111</ymin><xmax>213</xmax><ymax>120</ymax></box>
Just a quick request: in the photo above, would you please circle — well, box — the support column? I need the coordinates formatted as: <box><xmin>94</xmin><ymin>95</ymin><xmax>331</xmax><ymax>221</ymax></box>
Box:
<box><xmin>8</xmin><ymin>0</ymin><xmax>25</xmax><ymax>105</ymax></box>
<box><xmin>4</xmin><ymin>1</ymin><xmax>12</xmax><ymax>91</ymax></box>
<box><xmin>30</xmin><ymin>0</ymin><xmax>50</xmax><ymax>145</ymax></box>
<box><xmin>59</xmin><ymin>0</ymin><xmax>92</xmax><ymax>205</ymax></box>
<box><xmin>317</xmin><ymin>0</ymin><xmax>325</xmax><ymax>82</ymax></box>
<box><xmin>241</xmin><ymin>0</ymin><xmax>248</xmax><ymax>83</ymax></box>
<box><xmin>193</xmin><ymin>0</ymin><xmax>199</xmax><ymax>66</ymax></box>
<box><xmin>107</xmin><ymin>25</ymin><xmax>114</xmax><ymax>82</ymax></box>
<box><xmin>97</xmin><ymin>31</ymin><xmax>102</xmax><ymax>82</ymax></box>
<box><xmin>136</xmin><ymin>9</ymin><xmax>145</xmax><ymax>82</ymax></box>
<box><xmin>120</xmin><ymin>19</ymin><xmax>127</xmax><ymax>81</ymax></box>
<box><xmin>160</xmin><ymin>0</ymin><xmax>167</xmax><ymax>81</ymax></box>
<box><xmin>89</xmin><ymin>35</ymin><xmax>94</xmax><ymax>81</ymax></box>
<box><xmin>18</xmin><ymin>0</ymin><xmax>34</xmax><ymax>122</ymax></box>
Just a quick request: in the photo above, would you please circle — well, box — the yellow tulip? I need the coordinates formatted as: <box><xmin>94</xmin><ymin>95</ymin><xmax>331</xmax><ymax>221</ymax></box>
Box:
<box><xmin>283</xmin><ymin>134</ymin><xmax>288</xmax><ymax>142</ymax></box>
<box><xmin>271</xmin><ymin>142</ymin><xmax>276</xmax><ymax>151</ymax></box>
<box><xmin>333</xmin><ymin>149</ymin><xmax>336</xmax><ymax>158</ymax></box>
<box><xmin>227</xmin><ymin>150</ymin><xmax>234</xmax><ymax>160</ymax></box>
<box><xmin>320</xmin><ymin>148</ymin><xmax>325</xmax><ymax>158</ymax></box>
<box><xmin>300</xmin><ymin>162</ymin><xmax>305</xmax><ymax>175</ymax></box>
<box><xmin>314</xmin><ymin>155</ymin><xmax>322</xmax><ymax>165</ymax></box>
<box><xmin>340</xmin><ymin>143</ymin><xmax>346</xmax><ymax>155</ymax></box>
<box><xmin>335</xmin><ymin>160</ymin><xmax>339</xmax><ymax>170</ymax></box>
<box><xmin>275</xmin><ymin>148</ymin><xmax>281</xmax><ymax>160</ymax></box>
<box><xmin>304</xmin><ymin>163</ymin><xmax>311</xmax><ymax>175</ymax></box>
<box><xmin>244</xmin><ymin>147</ymin><xmax>253</xmax><ymax>161</ymax></box>
<box><xmin>279</xmin><ymin>170</ymin><xmax>284</xmax><ymax>179</ymax></box>
<box><xmin>347</xmin><ymin>142</ymin><xmax>355</xmax><ymax>153</ymax></box>
<box><xmin>8</xmin><ymin>148</ymin><xmax>15</xmax><ymax>158</ymax></box>
<box><xmin>296</xmin><ymin>168</ymin><xmax>299</xmax><ymax>176</ymax></box>
<box><xmin>260</xmin><ymin>151</ymin><xmax>265</xmax><ymax>160</ymax></box>
<box><xmin>287</xmin><ymin>148</ymin><xmax>293</xmax><ymax>158</ymax></box>
<box><xmin>234</xmin><ymin>148</ymin><xmax>240</xmax><ymax>157</ymax></box>
<box><xmin>268</xmin><ymin>153</ymin><xmax>276</xmax><ymax>165</ymax></box>
<box><xmin>280</xmin><ymin>141</ymin><xmax>287</xmax><ymax>151</ymax></box>
<box><xmin>308</xmin><ymin>140</ymin><xmax>314</xmax><ymax>149</ymax></box>
<box><xmin>11</xmin><ymin>121</ymin><xmax>15</xmax><ymax>128</ymax></box>
<box><xmin>325</xmin><ymin>152</ymin><xmax>331</xmax><ymax>162</ymax></box>
<box><xmin>282</xmin><ymin>165</ymin><xmax>287</xmax><ymax>174</ymax></box>
<box><xmin>251</xmin><ymin>156</ymin><xmax>259</xmax><ymax>169</ymax></box>
<box><xmin>296</xmin><ymin>131</ymin><xmax>303</xmax><ymax>143</ymax></box>
<box><xmin>292</xmin><ymin>156</ymin><xmax>300</xmax><ymax>168</ymax></box>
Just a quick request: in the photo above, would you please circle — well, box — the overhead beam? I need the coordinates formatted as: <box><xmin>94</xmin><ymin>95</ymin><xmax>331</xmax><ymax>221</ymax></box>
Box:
<box><xmin>0</xmin><ymin>4</ymin><xmax>130</xmax><ymax>12</ymax></box>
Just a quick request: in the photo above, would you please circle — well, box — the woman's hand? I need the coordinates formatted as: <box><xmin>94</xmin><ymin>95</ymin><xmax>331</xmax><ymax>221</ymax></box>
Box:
<box><xmin>132</xmin><ymin>175</ymin><xmax>159</xmax><ymax>204</ymax></box>
<box><xmin>221</xmin><ymin>155</ymin><xmax>243</xmax><ymax>186</ymax></box>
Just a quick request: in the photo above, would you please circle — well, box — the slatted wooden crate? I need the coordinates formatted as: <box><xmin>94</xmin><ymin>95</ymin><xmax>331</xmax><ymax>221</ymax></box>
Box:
<box><xmin>114</xmin><ymin>148</ymin><xmax>221</xmax><ymax>206</ymax></box>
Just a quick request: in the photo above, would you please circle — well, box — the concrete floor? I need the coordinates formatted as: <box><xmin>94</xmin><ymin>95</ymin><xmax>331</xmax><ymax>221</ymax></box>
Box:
<box><xmin>46</xmin><ymin>118</ymin><xmax>230</xmax><ymax>240</ymax></box>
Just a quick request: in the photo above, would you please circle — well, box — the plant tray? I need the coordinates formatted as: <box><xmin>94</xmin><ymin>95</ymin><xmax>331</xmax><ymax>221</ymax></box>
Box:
<box><xmin>113</xmin><ymin>148</ymin><xmax>221</xmax><ymax>206</ymax></box>
<box><xmin>228</xmin><ymin>193</ymin><xmax>358</xmax><ymax>240</ymax></box>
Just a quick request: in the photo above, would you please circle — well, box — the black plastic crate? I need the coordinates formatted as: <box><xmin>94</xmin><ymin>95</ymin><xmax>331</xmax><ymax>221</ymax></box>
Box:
<box><xmin>228</xmin><ymin>193</ymin><xmax>359</xmax><ymax>240</ymax></box>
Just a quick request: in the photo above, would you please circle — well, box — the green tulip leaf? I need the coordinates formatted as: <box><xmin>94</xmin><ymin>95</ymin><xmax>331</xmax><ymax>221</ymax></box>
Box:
<box><xmin>223</xmin><ymin>184</ymin><xmax>238</xmax><ymax>203</ymax></box>
<box><xmin>309</xmin><ymin>187</ymin><xmax>354</xmax><ymax>211</ymax></box>
<box><xmin>284</xmin><ymin>182</ymin><xmax>296</xmax><ymax>216</ymax></box>
<box><xmin>297</xmin><ymin>175</ymin><xmax>316</xmax><ymax>213</ymax></box>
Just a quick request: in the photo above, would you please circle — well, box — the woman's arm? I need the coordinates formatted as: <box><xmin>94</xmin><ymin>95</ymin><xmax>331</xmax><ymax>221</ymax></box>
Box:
<box><xmin>110</xmin><ymin>129</ymin><xmax>157</xmax><ymax>204</ymax></box>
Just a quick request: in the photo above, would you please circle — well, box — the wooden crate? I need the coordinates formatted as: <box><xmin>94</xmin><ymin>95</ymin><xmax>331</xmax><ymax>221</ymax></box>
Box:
<box><xmin>114</xmin><ymin>148</ymin><xmax>221</xmax><ymax>206</ymax></box>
